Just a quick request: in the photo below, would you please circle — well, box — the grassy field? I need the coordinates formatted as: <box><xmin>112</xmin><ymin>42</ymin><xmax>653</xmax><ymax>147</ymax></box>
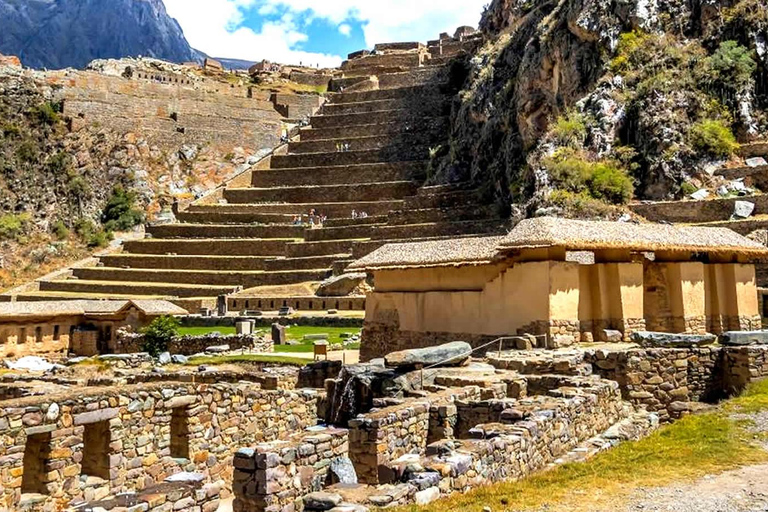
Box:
<box><xmin>184</xmin><ymin>354</ymin><xmax>310</xmax><ymax>366</ymax></box>
<box><xmin>176</xmin><ymin>325</ymin><xmax>361</xmax><ymax>353</ymax></box>
<box><xmin>393</xmin><ymin>379</ymin><xmax>768</xmax><ymax>512</ymax></box>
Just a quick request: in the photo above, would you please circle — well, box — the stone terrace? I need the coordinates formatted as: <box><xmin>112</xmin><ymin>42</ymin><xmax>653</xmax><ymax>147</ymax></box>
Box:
<box><xmin>12</xmin><ymin>34</ymin><xmax>508</xmax><ymax>313</ymax></box>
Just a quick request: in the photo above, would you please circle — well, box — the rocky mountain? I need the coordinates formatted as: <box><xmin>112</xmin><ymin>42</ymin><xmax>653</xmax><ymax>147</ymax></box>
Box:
<box><xmin>433</xmin><ymin>0</ymin><xmax>768</xmax><ymax>216</ymax></box>
<box><xmin>0</xmin><ymin>0</ymin><xmax>201</xmax><ymax>69</ymax></box>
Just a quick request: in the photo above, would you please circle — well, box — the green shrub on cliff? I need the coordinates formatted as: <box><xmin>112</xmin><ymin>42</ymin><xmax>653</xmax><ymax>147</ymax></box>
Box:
<box><xmin>703</xmin><ymin>41</ymin><xmax>756</xmax><ymax>91</ymax></box>
<box><xmin>0</xmin><ymin>213</ymin><xmax>32</xmax><ymax>241</ymax></box>
<box><xmin>30</xmin><ymin>102</ymin><xmax>62</xmax><ymax>126</ymax></box>
<box><xmin>101</xmin><ymin>185</ymin><xmax>145</xmax><ymax>232</ymax></box>
<box><xmin>545</xmin><ymin>150</ymin><xmax>634</xmax><ymax>205</ymax></box>
<box><xmin>552</xmin><ymin>111</ymin><xmax>588</xmax><ymax>148</ymax></box>
<box><xmin>689</xmin><ymin>119</ymin><xmax>739</xmax><ymax>158</ymax></box>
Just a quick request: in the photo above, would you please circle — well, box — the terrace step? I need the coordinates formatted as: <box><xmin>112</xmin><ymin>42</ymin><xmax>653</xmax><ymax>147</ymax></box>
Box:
<box><xmin>289</xmin><ymin>133</ymin><xmax>441</xmax><ymax>155</ymax></box>
<box><xmin>175</xmin><ymin>210</ymin><xmax>295</xmax><ymax>225</ymax></box>
<box><xmin>303</xmin><ymin>224</ymin><xmax>384</xmax><ymax>242</ymax></box>
<box><xmin>630</xmin><ymin>195</ymin><xmax>768</xmax><ymax>223</ymax></box>
<box><xmin>70</xmin><ymin>267</ymin><xmax>330</xmax><ymax>288</ymax></box>
<box><xmin>320</xmin><ymin>95</ymin><xmax>447</xmax><ymax>116</ymax></box>
<box><xmin>271</xmin><ymin>146</ymin><xmax>429</xmax><ymax>168</ymax></box>
<box><xmin>323</xmin><ymin>216</ymin><xmax>388</xmax><ymax>228</ymax></box>
<box><xmin>122</xmin><ymin>238</ymin><xmax>293</xmax><ymax>256</ymax></box>
<box><xmin>224</xmin><ymin>181</ymin><xmax>420</xmax><ymax>204</ymax></box>
<box><xmin>263</xmin><ymin>255</ymin><xmax>351</xmax><ymax>272</ymax></box>
<box><xmin>228</xmin><ymin>295</ymin><xmax>366</xmax><ymax>312</ymax></box>
<box><xmin>99</xmin><ymin>254</ymin><xmax>272</xmax><ymax>271</ymax></box>
<box><xmin>250</xmin><ymin>161</ymin><xmax>426</xmax><ymax>187</ymax></box>
<box><xmin>377</xmin><ymin>67</ymin><xmax>449</xmax><ymax>89</ymax></box>
<box><xmin>284</xmin><ymin>239</ymin><xmax>357</xmax><ymax>258</ymax></box>
<box><xmin>342</xmin><ymin>53</ymin><xmax>426</xmax><ymax>70</ymax></box>
<box><xmin>738</xmin><ymin>141</ymin><xmax>768</xmax><ymax>158</ymax></box>
<box><xmin>694</xmin><ymin>216</ymin><xmax>768</xmax><ymax>236</ymax></box>
<box><xmin>182</xmin><ymin>201</ymin><xmax>405</xmax><ymax>218</ymax></box>
<box><xmin>715</xmin><ymin>165</ymin><xmax>768</xmax><ymax>190</ymax></box>
<box><xmin>371</xmin><ymin>219</ymin><xmax>509</xmax><ymax>240</ymax></box>
<box><xmin>298</xmin><ymin>117</ymin><xmax>448</xmax><ymax>142</ymax></box>
<box><xmin>387</xmin><ymin>204</ymin><xmax>500</xmax><ymax>225</ymax></box>
<box><xmin>331</xmin><ymin>85</ymin><xmax>442</xmax><ymax>104</ymax></box>
<box><xmin>146</xmin><ymin>223</ymin><xmax>304</xmax><ymax>239</ymax></box>
<box><xmin>39</xmin><ymin>279</ymin><xmax>240</xmax><ymax>298</ymax></box>
<box><xmin>309</xmin><ymin>109</ymin><xmax>446</xmax><ymax>130</ymax></box>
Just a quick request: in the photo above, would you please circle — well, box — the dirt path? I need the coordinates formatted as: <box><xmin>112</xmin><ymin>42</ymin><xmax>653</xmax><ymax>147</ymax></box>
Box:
<box><xmin>620</xmin><ymin>410</ymin><xmax>768</xmax><ymax>512</ymax></box>
<box><xmin>620</xmin><ymin>464</ymin><xmax>768</xmax><ymax>512</ymax></box>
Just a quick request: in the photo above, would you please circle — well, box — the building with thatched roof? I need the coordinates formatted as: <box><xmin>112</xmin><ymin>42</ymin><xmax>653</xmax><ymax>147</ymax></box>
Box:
<box><xmin>349</xmin><ymin>218</ymin><xmax>768</xmax><ymax>360</ymax></box>
<box><xmin>0</xmin><ymin>300</ymin><xmax>188</xmax><ymax>358</ymax></box>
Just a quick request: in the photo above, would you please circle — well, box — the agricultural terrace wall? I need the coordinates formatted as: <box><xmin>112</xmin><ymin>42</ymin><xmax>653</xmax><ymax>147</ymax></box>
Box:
<box><xmin>46</xmin><ymin>71</ymin><xmax>283</xmax><ymax>151</ymax></box>
<box><xmin>0</xmin><ymin>381</ymin><xmax>319</xmax><ymax>510</ymax></box>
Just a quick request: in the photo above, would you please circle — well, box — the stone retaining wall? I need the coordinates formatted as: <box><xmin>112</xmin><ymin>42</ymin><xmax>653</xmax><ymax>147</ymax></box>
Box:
<box><xmin>0</xmin><ymin>382</ymin><xmax>319</xmax><ymax>510</ymax></box>
<box><xmin>232</xmin><ymin>427</ymin><xmax>349</xmax><ymax>512</ymax></box>
<box><xmin>587</xmin><ymin>345</ymin><xmax>768</xmax><ymax>421</ymax></box>
<box><xmin>114</xmin><ymin>333</ymin><xmax>273</xmax><ymax>355</ymax></box>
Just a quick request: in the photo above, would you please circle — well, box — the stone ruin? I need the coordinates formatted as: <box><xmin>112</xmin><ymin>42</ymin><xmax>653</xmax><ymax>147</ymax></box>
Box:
<box><xmin>2</xmin><ymin>330</ymin><xmax>768</xmax><ymax>510</ymax></box>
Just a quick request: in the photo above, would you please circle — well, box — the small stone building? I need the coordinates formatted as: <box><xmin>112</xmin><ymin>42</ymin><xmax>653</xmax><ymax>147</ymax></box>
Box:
<box><xmin>350</xmin><ymin>218</ymin><xmax>768</xmax><ymax>359</ymax></box>
<box><xmin>0</xmin><ymin>300</ymin><xmax>188</xmax><ymax>358</ymax></box>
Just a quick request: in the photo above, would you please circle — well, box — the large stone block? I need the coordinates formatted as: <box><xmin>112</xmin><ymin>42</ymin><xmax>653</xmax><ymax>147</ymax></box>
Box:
<box><xmin>720</xmin><ymin>331</ymin><xmax>768</xmax><ymax>346</ymax></box>
<box><xmin>630</xmin><ymin>331</ymin><xmax>716</xmax><ymax>348</ymax></box>
<box><xmin>384</xmin><ymin>342</ymin><xmax>472</xmax><ymax>368</ymax></box>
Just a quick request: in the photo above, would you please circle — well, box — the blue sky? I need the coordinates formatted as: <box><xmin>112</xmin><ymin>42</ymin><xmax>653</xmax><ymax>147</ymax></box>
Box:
<box><xmin>163</xmin><ymin>0</ymin><xmax>487</xmax><ymax>67</ymax></box>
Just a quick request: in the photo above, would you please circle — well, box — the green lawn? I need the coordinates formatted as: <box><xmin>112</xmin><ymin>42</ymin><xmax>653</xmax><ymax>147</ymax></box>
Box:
<box><xmin>393</xmin><ymin>380</ymin><xmax>768</xmax><ymax>512</ymax></box>
<box><xmin>185</xmin><ymin>354</ymin><xmax>310</xmax><ymax>366</ymax></box>
<box><xmin>176</xmin><ymin>325</ymin><xmax>361</xmax><ymax>353</ymax></box>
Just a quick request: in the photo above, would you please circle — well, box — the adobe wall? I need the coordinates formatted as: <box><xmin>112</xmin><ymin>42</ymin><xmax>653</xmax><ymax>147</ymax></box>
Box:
<box><xmin>0</xmin><ymin>318</ymin><xmax>74</xmax><ymax>358</ymax></box>
<box><xmin>0</xmin><ymin>381</ymin><xmax>319</xmax><ymax>510</ymax></box>
<box><xmin>362</xmin><ymin>260</ymin><xmax>762</xmax><ymax>359</ymax></box>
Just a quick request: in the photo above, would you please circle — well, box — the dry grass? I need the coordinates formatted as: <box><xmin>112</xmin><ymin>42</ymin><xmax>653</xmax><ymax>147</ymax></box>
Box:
<box><xmin>393</xmin><ymin>381</ymin><xmax>768</xmax><ymax>512</ymax></box>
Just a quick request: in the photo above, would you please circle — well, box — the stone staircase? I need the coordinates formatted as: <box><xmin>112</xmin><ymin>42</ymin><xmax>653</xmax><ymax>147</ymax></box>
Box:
<box><xmin>10</xmin><ymin>36</ymin><xmax>509</xmax><ymax>312</ymax></box>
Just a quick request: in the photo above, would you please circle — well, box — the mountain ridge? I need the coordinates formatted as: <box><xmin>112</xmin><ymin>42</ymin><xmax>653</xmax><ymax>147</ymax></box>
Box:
<box><xmin>0</xmin><ymin>0</ymin><xmax>203</xmax><ymax>69</ymax></box>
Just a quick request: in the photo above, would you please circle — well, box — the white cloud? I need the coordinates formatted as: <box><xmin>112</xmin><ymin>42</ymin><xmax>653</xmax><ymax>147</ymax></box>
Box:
<box><xmin>163</xmin><ymin>0</ymin><xmax>486</xmax><ymax>67</ymax></box>
<box><xmin>338</xmin><ymin>23</ymin><xmax>352</xmax><ymax>37</ymax></box>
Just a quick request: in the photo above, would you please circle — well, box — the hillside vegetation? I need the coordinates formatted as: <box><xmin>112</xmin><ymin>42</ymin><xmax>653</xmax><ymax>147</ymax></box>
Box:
<box><xmin>432</xmin><ymin>0</ymin><xmax>768</xmax><ymax>217</ymax></box>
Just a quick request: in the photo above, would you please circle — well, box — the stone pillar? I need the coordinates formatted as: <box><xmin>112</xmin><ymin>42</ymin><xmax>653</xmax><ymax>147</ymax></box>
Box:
<box><xmin>592</xmin><ymin>263</ymin><xmax>644</xmax><ymax>341</ymax></box>
<box><xmin>720</xmin><ymin>264</ymin><xmax>761</xmax><ymax>331</ymax></box>
<box><xmin>271</xmin><ymin>323</ymin><xmax>286</xmax><ymax>345</ymax></box>
<box><xmin>217</xmin><ymin>295</ymin><xmax>228</xmax><ymax>317</ymax></box>
<box><xmin>667</xmin><ymin>262</ymin><xmax>707</xmax><ymax>334</ymax></box>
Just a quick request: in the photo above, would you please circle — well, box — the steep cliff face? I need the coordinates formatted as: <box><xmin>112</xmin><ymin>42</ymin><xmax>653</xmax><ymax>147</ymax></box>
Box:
<box><xmin>435</xmin><ymin>0</ymin><xmax>768</xmax><ymax>214</ymax></box>
<box><xmin>0</xmin><ymin>0</ymin><xmax>201</xmax><ymax>69</ymax></box>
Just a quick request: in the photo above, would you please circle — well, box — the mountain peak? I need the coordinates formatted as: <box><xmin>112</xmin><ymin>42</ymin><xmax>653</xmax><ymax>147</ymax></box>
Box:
<box><xmin>0</xmin><ymin>0</ymin><xmax>201</xmax><ymax>69</ymax></box>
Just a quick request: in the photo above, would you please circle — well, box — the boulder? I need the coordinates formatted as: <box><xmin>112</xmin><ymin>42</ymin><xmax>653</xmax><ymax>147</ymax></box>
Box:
<box><xmin>630</xmin><ymin>331</ymin><xmax>716</xmax><ymax>348</ymax></box>
<box><xmin>157</xmin><ymin>352</ymin><xmax>172</xmax><ymax>365</ymax></box>
<box><xmin>690</xmin><ymin>188</ymin><xmax>709</xmax><ymax>200</ymax></box>
<box><xmin>304</xmin><ymin>492</ymin><xmax>343</xmax><ymax>511</ymax></box>
<box><xmin>171</xmin><ymin>354</ymin><xmax>189</xmax><ymax>364</ymax></box>
<box><xmin>746</xmin><ymin>157</ymin><xmax>767</xmax><ymax>167</ymax></box>
<box><xmin>719</xmin><ymin>331</ymin><xmax>768</xmax><ymax>346</ymax></box>
<box><xmin>733</xmin><ymin>200</ymin><xmax>755</xmax><ymax>219</ymax></box>
<box><xmin>316</xmin><ymin>273</ymin><xmax>368</xmax><ymax>297</ymax></box>
<box><xmin>385</xmin><ymin>342</ymin><xmax>472</xmax><ymax>368</ymax></box>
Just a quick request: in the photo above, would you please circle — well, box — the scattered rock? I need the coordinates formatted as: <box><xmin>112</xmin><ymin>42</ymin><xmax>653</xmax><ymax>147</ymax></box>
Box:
<box><xmin>157</xmin><ymin>352</ymin><xmax>171</xmax><ymax>365</ymax></box>
<box><xmin>690</xmin><ymin>189</ymin><xmax>709</xmax><ymax>200</ymax></box>
<box><xmin>5</xmin><ymin>356</ymin><xmax>54</xmax><ymax>372</ymax></box>
<box><xmin>205</xmin><ymin>345</ymin><xmax>230</xmax><ymax>353</ymax></box>
<box><xmin>733</xmin><ymin>200</ymin><xmax>755</xmax><ymax>219</ymax></box>
<box><xmin>385</xmin><ymin>341</ymin><xmax>472</xmax><ymax>368</ymax></box>
<box><xmin>630</xmin><ymin>331</ymin><xmax>716</xmax><ymax>348</ymax></box>
<box><xmin>316</xmin><ymin>273</ymin><xmax>369</xmax><ymax>297</ymax></box>
<box><xmin>746</xmin><ymin>157</ymin><xmax>767</xmax><ymax>167</ymax></box>
<box><xmin>414</xmin><ymin>487</ymin><xmax>440</xmax><ymax>505</ymax></box>
<box><xmin>304</xmin><ymin>491</ymin><xmax>343</xmax><ymax>511</ymax></box>
<box><xmin>719</xmin><ymin>331</ymin><xmax>768</xmax><ymax>346</ymax></box>
<box><xmin>171</xmin><ymin>354</ymin><xmax>189</xmax><ymax>364</ymax></box>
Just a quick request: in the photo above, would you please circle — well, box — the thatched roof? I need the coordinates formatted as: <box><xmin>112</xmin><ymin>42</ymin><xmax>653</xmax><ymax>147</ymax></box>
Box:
<box><xmin>500</xmin><ymin>217</ymin><xmax>768</xmax><ymax>255</ymax></box>
<box><xmin>347</xmin><ymin>236</ymin><xmax>505</xmax><ymax>271</ymax></box>
<box><xmin>0</xmin><ymin>301</ymin><xmax>86</xmax><ymax>319</ymax></box>
<box><xmin>349</xmin><ymin>218</ymin><xmax>768</xmax><ymax>271</ymax></box>
<box><xmin>0</xmin><ymin>300</ymin><xmax>188</xmax><ymax>320</ymax></box>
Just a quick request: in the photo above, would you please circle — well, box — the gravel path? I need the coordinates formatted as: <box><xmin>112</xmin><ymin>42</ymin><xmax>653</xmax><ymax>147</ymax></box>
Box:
<box><xmin>621</xmin><ymin>409</ymin><xmax>768</xmax><ymax>512</ymax></box>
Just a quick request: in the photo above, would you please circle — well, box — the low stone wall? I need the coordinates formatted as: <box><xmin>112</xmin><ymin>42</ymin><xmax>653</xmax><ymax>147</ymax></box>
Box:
<box><xmin>348</xmin><ymin>387</ymin><xmax>483</xmax><ymax>484</ymax></box>
<box><xmin>114</xmin><ymin>333</ymin><xmax>273</xmax><ymax>355</ymax></box>
<box><xmin>181</xmin><ymin>316</ymin><xmax>364</xmax><ymax>329</ymax></box>
<box><xmin>587</xmin><ymin>345</ymin><xmax>768</xmax><ymax>420</ymax></box>
<box><xmin>298</xmin><ymin>360</ymin><xmax>343</xmax><ymax>389</ymax></box>
<box><xmin>232</xmin><ymin>427</ymin><xmax>349</xmax><ymax>512</ymax></box>
<box><xmin>0</xmin><ymin>381</ymin><xmax>319</xmax><ymax>510</ymax></box>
